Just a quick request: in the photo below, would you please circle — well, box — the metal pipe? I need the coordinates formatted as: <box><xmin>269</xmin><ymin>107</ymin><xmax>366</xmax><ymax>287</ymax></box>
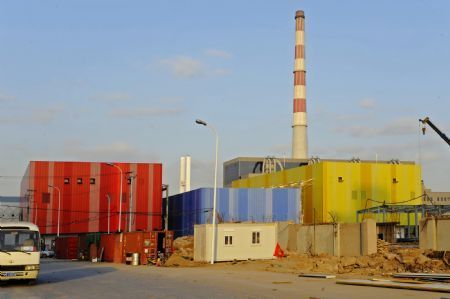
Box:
<box><xmin>106</xmin><ymin>194</ymin><xmax>111</xmax><ymax>234</ymax></box>
<box><xmin>106</xmin><ymin>163</ymin><xmax>123</xmax><ymax>232</ymax></box>
<box><xmin>48</xmin><ymin>185</ymin><xmax>61</xmax><ymax>237</ymax></box>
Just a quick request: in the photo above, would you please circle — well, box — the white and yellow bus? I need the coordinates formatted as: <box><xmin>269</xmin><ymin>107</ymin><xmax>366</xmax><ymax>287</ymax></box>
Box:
<box><xmin>0</xmin><ymin>222</ymin><xmax>40</xmax><ymax>283</ymax></box>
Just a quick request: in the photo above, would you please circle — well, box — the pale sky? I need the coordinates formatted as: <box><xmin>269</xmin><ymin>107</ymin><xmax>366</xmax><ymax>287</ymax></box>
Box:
<box><xmin>1</xmin><ymin>0</ymin><xmax>449</xmax><ymax>196</ymax></box>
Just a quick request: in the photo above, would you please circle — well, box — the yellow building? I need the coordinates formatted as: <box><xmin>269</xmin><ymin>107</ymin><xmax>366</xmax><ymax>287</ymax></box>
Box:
<box><xmin>232</xmin><ymin>160</ymin><xmax>423</xmax><ymax>224</ymax></box>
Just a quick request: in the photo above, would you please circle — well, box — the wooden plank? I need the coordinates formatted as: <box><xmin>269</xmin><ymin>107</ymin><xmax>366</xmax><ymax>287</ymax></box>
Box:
<box><xmin>394</xmin><ymin>273</ymin><xmax>450</xmax><ymax>279</ymax></box>
<box><xmin>299</xmin><ymin>273</ymin><xmax>336</xmax><ymax>279</ymax></box>
<box><xmin>336</xmin><ymin>279</ymin><xmax>450</xmax><ymax>293</ymax></box>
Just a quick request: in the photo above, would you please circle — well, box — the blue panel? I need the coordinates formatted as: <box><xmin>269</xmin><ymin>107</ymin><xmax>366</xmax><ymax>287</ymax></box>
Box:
<box><xmin>168</xmin><ymin>187</ymin><xmax>301</xmax><ymax>237</ymax></box>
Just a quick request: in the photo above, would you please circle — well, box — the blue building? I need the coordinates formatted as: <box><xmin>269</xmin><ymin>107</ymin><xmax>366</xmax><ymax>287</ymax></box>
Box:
<box><xmin>167</xmin><ymin>188</ymin><xmax>301</xmax><ymax>237</ymax></box>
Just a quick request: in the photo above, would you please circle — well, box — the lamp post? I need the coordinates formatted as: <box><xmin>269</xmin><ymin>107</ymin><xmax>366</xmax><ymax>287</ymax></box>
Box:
<box><xmin>195</xmin><ymin>118</ymin><xmax>219</xmax><ymax>264</ymax></box>
<box><xmin>48</xmin><ymin>185</ymin><xmax>61</xmax><ymax>237</ymax></box>
<box><xmin>126</xmin><ymin>172</ymin><xmax>136</xmax><ymax>232</ymax></box>
<box><xmin>106</xmin><ymin>194</ymin><xmax>111</xmax><ymax>234</ymax></box>
<box><xmin>106</xmin><ymin>163</ymin><xmax>123</xmax><ymax>232</ymax></box>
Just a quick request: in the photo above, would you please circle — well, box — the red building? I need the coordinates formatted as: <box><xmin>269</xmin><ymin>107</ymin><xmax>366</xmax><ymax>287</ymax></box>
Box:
<box><xmin>20</xmin><ymin>161</ymin><xmax>163</xmax><ymax>235</ymax></box>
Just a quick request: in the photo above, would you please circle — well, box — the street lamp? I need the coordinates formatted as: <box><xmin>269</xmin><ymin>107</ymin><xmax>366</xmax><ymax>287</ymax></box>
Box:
<box><xmin>195</xmin><ymin>118</ymin><xmax>219</xmax><ymax>265</ymax></box>
<box><xmin>48</xmin><ymin>185</ymin><xmax>61</xmax><ymax>237</ymax></box>
<box><xmin>106</xmin><ymin>162</ymin><xmax>123</xmax><ymax>232</ymax></box>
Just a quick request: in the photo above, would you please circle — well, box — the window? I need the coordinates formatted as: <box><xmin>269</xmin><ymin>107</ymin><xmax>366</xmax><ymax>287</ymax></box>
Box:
<box><xmin>393</xmin><ymin>178</ymin><xmax>398</xmax><ymax>184</ymax></box>
<box><xmin>64</xmin><ymin>178</ymin><xmax>70</xmax><ymax>184</ymax></box>
<box><xmin>224</xmin><ymin>235</ymin><xmax>233</xmax><ymax>246</ymax></box>
<box><xmin>252</xmin><ymin>232</ymin><xmax>260</xmax><ymax>244</ymax></box>
<box><xmin>77</xmin><ymin>178</ymin><xmax>83</xmax><ymax>185</ymax></box>
<box><xmin>338</xmin><ymin>177</ymin><xmax>344</xmax><ymax>183</ymax></box>
<box><xmin>42</xmin><ymin>192</ymin><xmax>50</xmax><ymax>204</ymax></box>
<box><xmin>90</xmin><ymin>178</ymin><xmax>96</xmax><ymax>185</ymax></box>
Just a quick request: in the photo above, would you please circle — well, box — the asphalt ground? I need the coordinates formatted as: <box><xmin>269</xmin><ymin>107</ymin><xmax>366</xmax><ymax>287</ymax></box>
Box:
<box><xmin>0</xmin><ymin>259</ymin><xmax>447</xmax><ymax>299</ymax></box>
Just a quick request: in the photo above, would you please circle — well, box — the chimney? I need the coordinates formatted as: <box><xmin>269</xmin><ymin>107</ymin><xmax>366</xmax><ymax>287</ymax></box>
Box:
<box><xmin>291</xmin><ymin>10</ymin><xmax>308</xmax><ymax>159</ymax></box>
<box><xmin>179</xmin><ymin>155</ymin><xmax>191</xmax><ymax>193</ymax></box>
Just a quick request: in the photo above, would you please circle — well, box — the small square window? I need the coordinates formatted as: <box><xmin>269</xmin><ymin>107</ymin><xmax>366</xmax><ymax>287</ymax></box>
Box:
<box><xmin>90</xmin><ymin>178</ymin><xmax>96</xmax><ymax>185</ymax></box>
<box><xmin>77</xmin><ymin>178</ymin><xmax>83</xmax><ymax>185</ymax></box>
<box><xmin>64</xmin><ymin>178</ymin><xmax>70</xmax><ymax>184</ymax></box>
<box><xmin>338</xmin><ymin>177</ymin><xmax>344</xmax><ymax>183</ymax></box>
<box><xmin>224</xmin><ymin>235</ymin><xmax>233</xmax><ymax>246</ymax></box>
<box><xmin>252</xmin><ymin>232</ymin><xmax>260</xmax><ymax>244</ymax></box>
<box><xmin>127</xmin><ymin>178</ymin><xmax>132</xmax><ymax>185</ymax></box>
<box><xmin>393</xmin><ymin>178</ymin><xmax>398</xmax><ymax>184</ymax></box>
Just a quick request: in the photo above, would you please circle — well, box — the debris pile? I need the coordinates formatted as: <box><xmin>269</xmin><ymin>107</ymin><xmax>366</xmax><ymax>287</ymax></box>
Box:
<box><xmin>165</xmin><ymin>236</ymin><xmax>196</xmax><ymax>267</ymax></box>
<box><xmin>376</xmin><ymin>239</ymin><xmax>390</xmax><ymax>254</ymax></box>
<box><xmin>262</xmin><ymin>240</ymin><xmax>450</xmax><ymax>276</ymax></box>
<box><xmin>172</xmin><ymin>236</ymin><xmax>194</xmax><ymax>259</ymax></box>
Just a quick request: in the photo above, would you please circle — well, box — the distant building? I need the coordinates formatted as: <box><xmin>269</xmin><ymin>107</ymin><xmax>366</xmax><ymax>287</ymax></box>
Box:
<box><xmin>232</xmin><ymin>159</ymin><xmax>423</xmax><ymax>225</ymax></box>
<box><xmin>424</xmin><ymin>189</ymin><xmax>450</xmax><ymax>205</ymax></box>
<box><xmin>20</xmin><ymin>161</ymin><xmax>163</xmax><ymax>235</ymax></box>
<box><xmin>223</xmin><ymin>157</ymin><xmax>307</xmax><ymax>187</ymax></box>
<box><xmin>0</xmin><ymin>196</ymin><xmax>21</xmax><ymax>221</ymax></box>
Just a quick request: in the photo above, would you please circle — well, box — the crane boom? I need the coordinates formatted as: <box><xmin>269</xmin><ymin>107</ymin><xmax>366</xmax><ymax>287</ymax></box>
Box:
<box><xmin>419</xmin><ymin>117</ymin><xmax>450</xmax><ymax>147</ymax></box>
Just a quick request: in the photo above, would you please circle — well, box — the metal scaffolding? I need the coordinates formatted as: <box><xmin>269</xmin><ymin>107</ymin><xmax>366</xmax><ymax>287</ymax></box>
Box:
<box><xmin>356</xmin><ymin>204</ymin><xmax>450</xmax><ymax>239</ymax></box>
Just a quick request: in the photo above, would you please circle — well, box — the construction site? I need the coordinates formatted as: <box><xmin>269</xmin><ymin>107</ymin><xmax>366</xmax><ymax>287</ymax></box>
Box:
<box><xmin>1</xmin><ymin>2</ymin><xmax>450</xmax><ymax>298</ymax></box>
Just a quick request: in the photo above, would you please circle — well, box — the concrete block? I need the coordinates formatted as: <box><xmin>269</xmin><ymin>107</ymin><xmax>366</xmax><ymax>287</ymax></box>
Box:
<box><xmin>361</xmin><ymin>218</ymin><xmax>377</xmax><ymax>255</ymax></box>
<box><xmin>419</xmin><ymin>218</ymin><xmax>437</xmax><ymax>251</ymax></box>
<box><xmin>340</xmin><ymin>223</ymin><xmax>361</xmax><ymax>257</ymax></box>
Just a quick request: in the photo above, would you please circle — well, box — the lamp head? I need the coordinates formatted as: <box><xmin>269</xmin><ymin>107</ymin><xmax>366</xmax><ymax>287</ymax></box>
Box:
<box><xmin>195</xmin><ymin>119</ymin><xmax>207</xmax><ymax>126</ymax></box>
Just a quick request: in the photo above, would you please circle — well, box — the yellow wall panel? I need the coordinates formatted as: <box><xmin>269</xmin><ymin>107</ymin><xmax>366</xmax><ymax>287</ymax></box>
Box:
<box><xmin>231</xmin><ymin>161</ymin><xmax>422</xmax><ymax>225</ymax></box>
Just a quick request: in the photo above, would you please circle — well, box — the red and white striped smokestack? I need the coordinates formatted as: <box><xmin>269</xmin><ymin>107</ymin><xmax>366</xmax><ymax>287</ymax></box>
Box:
<box><xmin>291</xmin><ymin>10</ymin><xmax>308</xmax><ymax>159</ymax></box>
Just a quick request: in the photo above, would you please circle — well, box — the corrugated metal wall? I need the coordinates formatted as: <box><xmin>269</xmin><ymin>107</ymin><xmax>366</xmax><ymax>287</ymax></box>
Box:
<box><xmin>20</xmin><ymin>161</ymin><xmax>162</xmax><ymax>234</ymax></box>
<box><xmin>168</xmin><ymin>188</ymin><xmax>301</xmax><ymax>237</ymax></box>
<box><xmin>232</xmin><ymin>161</ymin><xmax>423</xmax><ymax>224</ymax></box>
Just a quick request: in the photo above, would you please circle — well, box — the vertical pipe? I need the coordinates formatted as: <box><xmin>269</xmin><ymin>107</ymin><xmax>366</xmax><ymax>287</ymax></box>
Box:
<box><xmin>414</xmin><ymin>207</ymin><xmax>419</xmax><ymax>239</ymax></box>
<box><xmin>291</xmin><ymin>10</ymin><xmax>308</xmax><ymax>159</ymax></box>
<box><xmin>407</xmin><ymin>212</ymin><xmax>410</xmax><ymax>238</ymax></box>
<box><xmin>106</xmin><ymin>194</ymin><xmax>111</xmax><ymax>234</ymax></box>
<box><xmin>128</xmin><ymin>174</ymin><xmax>134</xmax><ymax>232</ymax></box>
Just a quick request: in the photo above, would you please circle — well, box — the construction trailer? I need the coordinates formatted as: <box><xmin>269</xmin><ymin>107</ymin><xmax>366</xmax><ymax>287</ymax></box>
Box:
<box><xmin>232</xmin><ymin>159</ymin><xmax>422</xmax><ymax>225</ymax></box>
<box><xmin>194</xmin><ymin>222</ymin><xmax>279</xmax><ymax>262</ymax></box>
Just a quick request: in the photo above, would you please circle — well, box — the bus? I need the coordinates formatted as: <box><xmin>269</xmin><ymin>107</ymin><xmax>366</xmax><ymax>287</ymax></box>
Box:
<box><xmin>0</xmin><ymin>222</ymin><xmax>40</xmax><ymax>283</ymax></box>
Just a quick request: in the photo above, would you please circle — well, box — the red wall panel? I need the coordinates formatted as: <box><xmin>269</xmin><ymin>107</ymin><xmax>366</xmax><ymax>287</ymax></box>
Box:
<box><xmin>26</xmin><ymin>161</ymin><xmax>163</xmax><ymax>235</ymax></box>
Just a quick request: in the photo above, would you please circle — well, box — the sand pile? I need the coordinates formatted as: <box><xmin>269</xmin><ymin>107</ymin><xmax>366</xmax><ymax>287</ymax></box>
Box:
<box><xmin>165</xmin><ymin>236</ymin><xmax>196</xmax><ymax>267</ymax></box>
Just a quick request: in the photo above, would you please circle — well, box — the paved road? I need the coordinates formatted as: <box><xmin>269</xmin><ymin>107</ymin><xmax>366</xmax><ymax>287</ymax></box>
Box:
<box><xmin>0</xmin><ymin>259</ymin><xmax>447</xmax><ymax>298</ymax></box>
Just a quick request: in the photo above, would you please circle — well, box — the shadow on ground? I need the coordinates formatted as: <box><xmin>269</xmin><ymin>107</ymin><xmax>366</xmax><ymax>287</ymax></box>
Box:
<box><xmin>1</xmin><ymin>266</ymin><xmax>116</xmax><ymax>287</ymax></box>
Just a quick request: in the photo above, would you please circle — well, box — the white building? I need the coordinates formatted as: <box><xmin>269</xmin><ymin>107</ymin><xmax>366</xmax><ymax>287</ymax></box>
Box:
<box><xmin>194</xmin><ymin>222</ymin><xmax>280</xmax><ymax>262</ymax></box>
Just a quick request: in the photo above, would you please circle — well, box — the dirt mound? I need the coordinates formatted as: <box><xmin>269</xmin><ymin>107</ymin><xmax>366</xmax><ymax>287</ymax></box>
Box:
<box><xmin>165</xmin><ymin>236</ymin><xmax>195</xmax><ymax>267</ymax></box>
<box><xmin>165</xmin><ymin>252</ymin><xmax>197</xmax><ymax>267</ymax></box>
<box><xmin>172</xmin><ymin>236</ymin><xmax>194</xmax><ymax>260</ymax></box>
<box><xmin>259</xmin><ymin>240</ymin><xmax>450</xmax><ymax>276</ymax></box>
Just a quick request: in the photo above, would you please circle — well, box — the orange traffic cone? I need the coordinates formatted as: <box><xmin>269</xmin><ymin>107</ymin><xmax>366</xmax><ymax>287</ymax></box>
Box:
<box><xmin>273</xmin><ymin>243</ymin><xmax>285</xmax><ymax>259</ymax></box>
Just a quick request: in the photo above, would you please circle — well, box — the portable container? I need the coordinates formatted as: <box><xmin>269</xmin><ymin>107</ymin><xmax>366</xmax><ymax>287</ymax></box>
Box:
<box><xmin>99</xmin><ymin>233</ymin><xmax>123</xmax><ymax>263</ymax></box>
